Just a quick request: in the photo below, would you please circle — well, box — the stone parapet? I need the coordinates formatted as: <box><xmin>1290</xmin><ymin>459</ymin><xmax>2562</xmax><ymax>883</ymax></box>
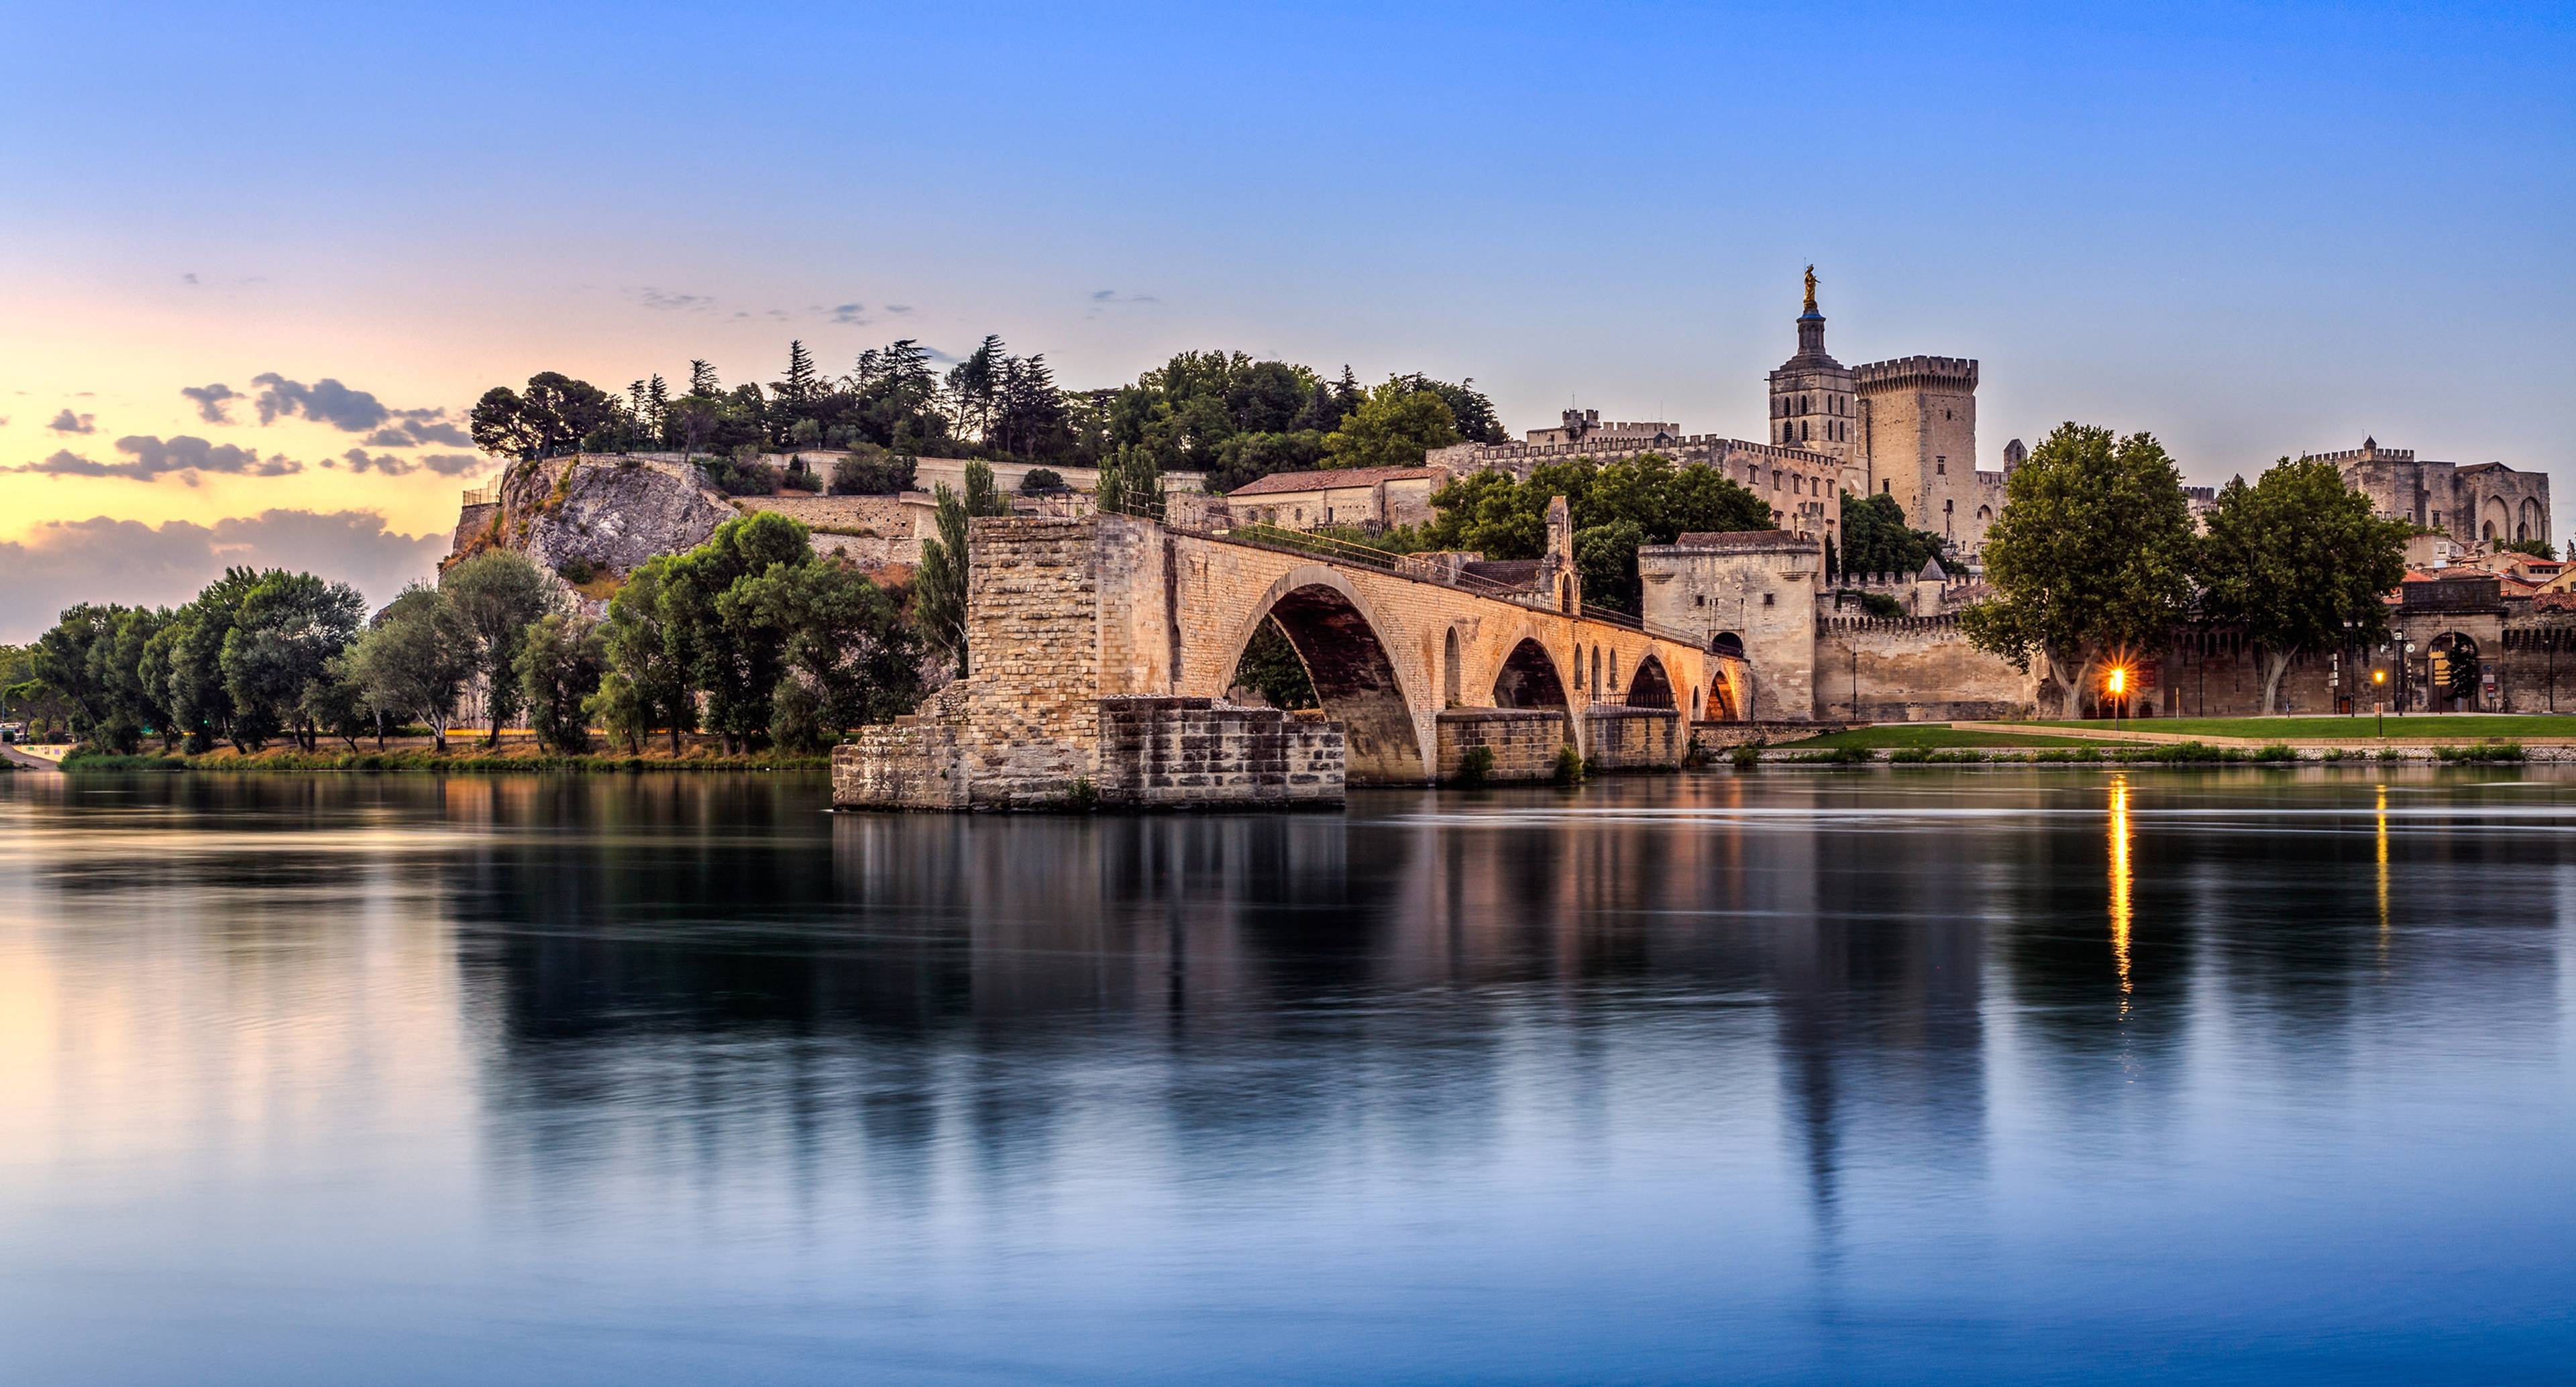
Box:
<box><xmin>1096</xmin><ymin>697</ymin><xmax>1346</xmax><ymax>807</ymax></box>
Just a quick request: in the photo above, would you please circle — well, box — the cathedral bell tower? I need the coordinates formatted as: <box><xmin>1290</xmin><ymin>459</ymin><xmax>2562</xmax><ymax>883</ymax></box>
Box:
<box><xmin>1766</xmin><ymin>266</ymin><xmax>1858</xmax><ymax>470</ymax></box>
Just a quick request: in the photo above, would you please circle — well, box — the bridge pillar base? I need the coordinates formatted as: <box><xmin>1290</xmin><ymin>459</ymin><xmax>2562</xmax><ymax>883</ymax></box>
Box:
<box><xmin>833</xmin><ymin>696</ymin><xmax>1345</xmax><ymax>811</ymax></box>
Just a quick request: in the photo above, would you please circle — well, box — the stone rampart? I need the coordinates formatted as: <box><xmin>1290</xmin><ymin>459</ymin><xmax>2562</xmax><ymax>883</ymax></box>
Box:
<box><xmin>1814</xmin><ymin>614</ymin><xmax>2036</xmax><ymax>721</ymax></box>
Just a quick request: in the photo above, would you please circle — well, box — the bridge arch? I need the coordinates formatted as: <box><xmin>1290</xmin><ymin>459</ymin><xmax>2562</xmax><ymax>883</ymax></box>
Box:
<box><xmin>1627</xmin><ymin>653</ymin><xmax>1676</xmax><ymax>710</ymax></box>
<box><xmin>1220</xmin><ymin>565</ymin><xmax>1431</xmax><ymax>784</ymax></box>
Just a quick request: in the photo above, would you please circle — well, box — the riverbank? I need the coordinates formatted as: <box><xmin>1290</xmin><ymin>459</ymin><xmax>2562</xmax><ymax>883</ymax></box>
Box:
<box><xmin>58</xmin><ymin>744</ymin><xmax>830</xmax><ymax>774</ymax></box>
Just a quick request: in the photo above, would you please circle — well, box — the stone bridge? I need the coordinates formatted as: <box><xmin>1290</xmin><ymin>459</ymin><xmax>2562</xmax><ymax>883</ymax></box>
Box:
<box><xmin>835</xmin><ymin>511</ymin><xmax>1751</xmax><ymax>809</ymax></box>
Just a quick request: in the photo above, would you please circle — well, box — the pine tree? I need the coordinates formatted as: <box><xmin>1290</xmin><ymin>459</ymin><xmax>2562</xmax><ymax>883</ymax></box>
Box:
<box><xmin>645</xmin><ymin>374</ymin><xmax>669</xmax><ymax>437</ymax></box>
<box><xmin>688</xmin><ymin>359</ymin><xmax>718</xmax><ymax>396</ymax></box>
<box><xmin>1333</xmin><ymin>364</ymin><xmax>1363</xmax><ymax>418</ymax></box>
<box><xmin>782</xmin><ymin>339</ymin><xmax>816</xmax><ymax>406</ymax></box>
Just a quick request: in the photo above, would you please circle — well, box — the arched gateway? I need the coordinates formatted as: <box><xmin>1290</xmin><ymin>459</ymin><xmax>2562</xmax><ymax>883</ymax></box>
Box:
<box><xmin>835</xmin><ymin>512</ymin><xmax>1747</xmax><ymax>809</ymax></box>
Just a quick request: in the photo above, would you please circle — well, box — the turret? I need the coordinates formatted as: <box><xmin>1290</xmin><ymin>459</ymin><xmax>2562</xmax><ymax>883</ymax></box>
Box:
<box><xmin>1766</xmin><ymin>264</ymin><xmax>1858</xmax><ymax>466</ymax></box>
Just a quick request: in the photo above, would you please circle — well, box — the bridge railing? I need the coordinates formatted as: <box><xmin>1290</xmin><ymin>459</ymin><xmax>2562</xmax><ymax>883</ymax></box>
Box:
<box><xmin>1096</xmin><ymin>490</ymin><xmax>1705</xmax><ymax>648</ymax></box>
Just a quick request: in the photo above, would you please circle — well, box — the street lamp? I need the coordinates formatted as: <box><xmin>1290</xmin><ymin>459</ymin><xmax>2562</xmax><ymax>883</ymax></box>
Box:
<box><xmin>2373</xmin><ymin>667</ymin><xmax>2387</xmax><ymax>740</ymax></box>
<box><xmin>2107</xmin><ymin>665</ymin><xmax>2128</xmax><ymax>736</ymax></box>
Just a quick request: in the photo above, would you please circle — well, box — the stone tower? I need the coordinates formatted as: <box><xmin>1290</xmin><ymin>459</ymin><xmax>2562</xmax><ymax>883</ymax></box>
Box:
<box><xmin>1767</xmin><ymin>266</ymin><xmax>1859</xmax><ymax>467</ymax></box>
<box><xmin>1854</xmin><ymin>354</ymin><xmax>1980</xmax><ymax>545</ymax></box>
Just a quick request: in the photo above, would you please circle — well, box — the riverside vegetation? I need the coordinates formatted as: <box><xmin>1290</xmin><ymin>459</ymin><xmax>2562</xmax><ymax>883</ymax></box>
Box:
<box><xmin>30</xmin><ymin>510</ymin><xmax>916</xmax><ymax>770</ymax></box>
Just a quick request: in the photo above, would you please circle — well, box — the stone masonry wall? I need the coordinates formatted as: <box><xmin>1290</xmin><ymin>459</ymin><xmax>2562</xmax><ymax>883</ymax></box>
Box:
<box><xmin>1436</xmin><ymin>708</ymin><xmax>1570</xmax><ymax>781</ymax></box>
<box><xmin>1095</xmin><ymin>696</ymin><xmax>1346</xmax><ymax>806</ymax></box>
<box><xmin>1583</xmin><ymin>708</ymin><xmax>1684</xmax><ymax>770</ymax></box>
<box><xmin>1814</xmin><ymin>615</ymin><xmax>2037</xmax><ymax>721</ymax></box>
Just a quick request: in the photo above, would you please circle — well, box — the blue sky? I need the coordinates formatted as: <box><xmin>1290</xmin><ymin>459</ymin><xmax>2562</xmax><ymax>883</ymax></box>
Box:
<box><xmin>1</xmin><ymin>2</ymin><xmax>2569</xmax><ymax>634</ymax></box>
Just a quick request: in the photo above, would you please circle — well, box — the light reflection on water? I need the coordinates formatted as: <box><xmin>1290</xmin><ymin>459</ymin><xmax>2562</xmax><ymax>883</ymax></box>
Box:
<box><xmin>1</xmin><ymin>767</ymin><xmax>2573</xmax><ymax>1385</ymax></box>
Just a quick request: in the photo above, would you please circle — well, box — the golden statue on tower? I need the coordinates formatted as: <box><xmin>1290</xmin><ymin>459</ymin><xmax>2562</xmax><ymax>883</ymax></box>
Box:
<box><xmin>1803</xmin><ymin>264</ymin><xmax>1819</xmax><ymax>314</ymax></box>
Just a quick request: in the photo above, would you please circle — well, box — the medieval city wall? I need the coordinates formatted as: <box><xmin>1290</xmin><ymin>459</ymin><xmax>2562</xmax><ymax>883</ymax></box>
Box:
<box><xmin>1813</xmin><ymin>615</ymin><xmax>2037</xmax><ymax>721</ymax></box>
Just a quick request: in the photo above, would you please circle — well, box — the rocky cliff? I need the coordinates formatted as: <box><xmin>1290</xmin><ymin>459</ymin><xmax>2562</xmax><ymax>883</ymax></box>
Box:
<box><xmin>452</xmin><ymin>455</ymin><xmax>737</xmax><ymax>578</ymax></box>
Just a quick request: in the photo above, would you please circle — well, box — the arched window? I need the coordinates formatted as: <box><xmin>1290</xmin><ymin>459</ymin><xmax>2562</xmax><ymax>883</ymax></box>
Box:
<box><xmin>1801</xmin><ymin>421</ymin><xmax>1810</xmax><ymax>441</ymax></box>
<box><xmin>1572</xmin><ymin>643</ymin><xmax>1583</xmax><ymax>689</ymax></box>
<box><xmin>1443</xmin><ymin>628</ymin><xmax>1461</xmax><ymax>705</ymax></box>
<box><xmin>1881</xmin><ymin>480</ymin><xmax>1890</xmax><ymax>494</ymax></box>
<box><xmin>1591</xmin><ymin>647</ymin><xmax>1603</xmax><ymax>692</ymax></box>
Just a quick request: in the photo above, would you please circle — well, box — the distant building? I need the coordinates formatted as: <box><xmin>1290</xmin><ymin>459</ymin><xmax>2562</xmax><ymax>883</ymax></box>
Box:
<box><xmin>1224</xmin><ymin>465</ymin><xmax>1445</xmax><ymax>531</ymax></box>
<box><xmin>2318</xmin><ymin>436</ymin><xmax>2550</xmax><ymax>549</ymax></box>
<box><xmin>1430</xmin><ymin>268</ymin><xmax>2006</xmax><ymax>556</ymax></box>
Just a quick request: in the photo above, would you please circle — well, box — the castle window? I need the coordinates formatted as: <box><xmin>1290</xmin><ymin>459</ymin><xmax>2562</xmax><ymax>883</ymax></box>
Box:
<box><xmin>1763</xmin><ymin>592</ymin><xmax>1775</xmax><ymax>607</ymax></box>
<box><xmin>1935</xmin><ymin>457</ymin><xmax>1946</xmax><ymax>475</ymax></box>
<box><xmin>1801</xmin><ymin>421</ymin><xmax>1810</xmax><ymax>441</ymax></box>
<box><xmin>1881</xmin><ymin>480</ymin><xmax>1890</xmax><ymax>494</ymax></box>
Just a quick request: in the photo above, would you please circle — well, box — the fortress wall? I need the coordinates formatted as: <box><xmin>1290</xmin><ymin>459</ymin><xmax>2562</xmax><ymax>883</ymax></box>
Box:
<box><xmin>735</xmin><ymin>494</ymin><xmax>918</xmax><ymax>536</ymax></box>
<box><xmin>1814</xmin><ymin>616</ymin><xmax>2035</xmax><ymax>721</ymax></box>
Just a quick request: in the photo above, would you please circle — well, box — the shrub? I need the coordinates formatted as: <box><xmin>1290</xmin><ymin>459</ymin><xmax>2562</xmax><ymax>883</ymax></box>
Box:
<box><xmin>832</xmin><ymin>452</ymin><xmax>918</xmax><ymax>495</ymax></box>
<box><xmin>2252</xmin><ymin>743</ymin><xmax>2299</xmax><ymax>763</ymax></box>
<box><xmin>1888</xmin><ymin>745</ymin><xmax>1933</xmax><ymax>763</ymax></box>
<box><xmin>698</xmin><ymin>453</ymin><xmax>777</xmax><ymax>496</ymax></box>
<box><xmin>555</xmin><ymin>557</ymin><xmax>597</xmax><ymax>586</ymax></box>
<box><xmin>1456</xmin><ymin>744</ymin><xmax>1496</xmax><ymax>786</ymax></box>
<box><xmin>1019</xmin><ymin>467</ymin><xmax>1070</xmax><ymax>496</ymax></box>
<box><xmin>1067</xmin><ymin>776</ymin><xmax>1099</xmax><ymax>810</ymax></box>
<box><xmin>1729</xmin><ymin>742</ymin><xmax>1761</xmax><ymax>771</ymax></box>
<box><xmin>1926</xmin><ymin>748</ymin><xmax>1989</xmax><ymax>763</ymax></box>
<box><xmin>2377</xmin><ymin>748</ymin><xmax>2404</xmax><ymax>761</ymax></box>
<box><xmin>1552</xmin><ymin>744</ymin><xmax>1585</xmax><ymax>783</ymax></box>
<box><xmin>2321</xmin><ymin>748</ymin><xmax>2346</xmax><ymax>762</ymax></box>
<box><xmin>1785</xmin><ymin>746</ymin><xmax>1876</xmax><ymax>765</ymax></box>
<box><xmin>2434</xmin><ymin>740</ymin><xmax>2526</xmax><ymax>763</ymax></box>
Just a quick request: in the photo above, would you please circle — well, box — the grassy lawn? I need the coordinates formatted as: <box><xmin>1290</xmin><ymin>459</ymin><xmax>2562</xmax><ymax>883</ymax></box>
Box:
<box><xmin>1774</xmin><ymin>724</ymin><xmax>2139</xmax><ymax>750</ymax></box>
<box><xmin>2006</xmin><ymin>715</ymin><xmax>2576</xmax><ymax>740</ymax></box>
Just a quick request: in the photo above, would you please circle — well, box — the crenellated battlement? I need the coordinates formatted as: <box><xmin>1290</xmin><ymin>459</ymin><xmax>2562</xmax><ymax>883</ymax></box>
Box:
<box><xmin>1853</xmin><ymin>355</ymin><xmax>1980</xmax><ymax>391</ymax></box>
<box><xmin>1429</xmin><ymin>435</ymin><xmax>1844</xmax><ymax>469</ymax></box>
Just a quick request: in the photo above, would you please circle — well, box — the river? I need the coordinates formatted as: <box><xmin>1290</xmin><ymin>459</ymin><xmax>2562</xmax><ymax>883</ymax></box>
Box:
<box><xmin>2</xmin><ymin>768</ymin><xmax>2571</xmax><ymax>1384</ymax></box>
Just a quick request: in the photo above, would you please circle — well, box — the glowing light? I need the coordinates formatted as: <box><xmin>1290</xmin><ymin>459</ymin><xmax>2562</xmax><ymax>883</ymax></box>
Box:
<box><xmin>2375</xmin><ymin>783</ymin><xmax>2391</xmax><ymax>964</ymax></box>
<box><xmin>2106</xmin><ymin>666</ymin><xmax>2128</xmax><ymax>697</ymax></box>
<box><xmin>2109</xmin><ymin>775</ymin><xmax>2133</xmax><ymax>1012</ymax></box>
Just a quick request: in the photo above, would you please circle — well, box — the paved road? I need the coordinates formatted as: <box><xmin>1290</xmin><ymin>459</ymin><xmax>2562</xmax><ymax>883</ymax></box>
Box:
<box><xmin>0</xmin><ymin>743</ymin><xmax>62</xmax><ymax>772</ymax></box>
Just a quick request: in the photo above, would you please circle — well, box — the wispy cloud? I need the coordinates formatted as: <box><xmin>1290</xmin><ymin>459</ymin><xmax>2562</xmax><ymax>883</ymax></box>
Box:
<box><xmin>317</xmin><ymin>447</ymin><xmax>487</xmax><ymax>478</ymax></box>
<box><xmin>47</xmin><ymin>408</ymin><xmax>96</xmax><ymax>435</ymax></box>
<box><xmin>8</xmin><ymin>435</ymin><xmax>303</xmax><ymax>483</ymax></box>
<box><xmin>635</xmin><ymin>286</ymin><xmax>714</xmax><ymax>312</ymax></box>
<box><xmin>0</xmin><ymin>510</ymin><xmax>447</xmax><ymax>643</ymax></box>
<box><xmin>1086</xmin><ymin>288</ymin><xmax>1161</xmax><ymax>317</ymax></box>
<box><xmin>826</xmin><ymin>302</ymin><xmax>868</xmax><ymax>324</ymax></box>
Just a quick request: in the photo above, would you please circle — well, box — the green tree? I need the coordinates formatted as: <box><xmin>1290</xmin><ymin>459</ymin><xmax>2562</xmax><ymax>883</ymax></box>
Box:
<box><xmin>1321</xmin><ymin>376</ymin><xmax>1462</xmax><ymax>470</ymax></box>
<box><xmin>594</xmin><ymin>557</ymin><xmax>695</xmax><ymax>753</ymax></box>
<box><xmin>914</xmin><ymin>484</ymin><xmax>973</xmax><ymax>673</ymax></box>
<box><xmin>1419</xmin><ymin>454</ymin><xmax>1772</xmax><ymax>613</ymax></box>
<box><xmin>158</xmin><ymin>569</ymin><xmax>264</xmax><ymax>752</ymax></box>
<box><xmin>1230</xmin><ymin>618</ymin><xmax>1318</xmax><ymax>709</ymax></box>
<box><xmin>470</xmin><ymin>372</ymin><xmax>620</xmax><ymax>461</ymax></box>
<box><xmin>1018</xmin><ymin>467</ymin><xmax>1069</xmax><ymax>496</ymax></box>
<box><xmin>2196</xmin><ymin>457</ymin><xmax>2412</xmax><ymax>714</ymax></box>
<box><xmin>658</xmin><ymin>512</ymin><xmax>813</xmax><ymax>752</ymax></box>
<box><xmin>439</xmin><ymin>550</ymin><xmax>555</xmax><ymax>746</ymax></box>
<box><xmin>1960</xmin><ymin>424</ymin><xmax>2198</xmax><ymax>713</ymax></box>
<box><xmin>219</xmin><ymin>571</ymin><xmax>366</xmax><ymax>750</ymax></box>
<box><xmin>515</xmin><ymin>612</ymin><xmax>606</xmax><ymax>753</ymax></box>
<box><xmin>30</xmin><ymin>604</ymin><xmax>128</xmax><ymax>748</ymax></box>
<box><xmin>830</xmin><ymin>450</ymin><xmax>916</xmax><ymax>495</ymax></box>
<box><xmin>345</xmin><ymin>586</ymin><xmax>476</xmax><ymax>752</ymax></box>
<box><xmin>2498</xmin><ymin>537</ymin><xmax>2558</xmax><ymax>561</ymax></box>
<box><xmin>722</xmin><ymin>557</ymin><xmax>920</xmax><ymax>745</ymax></box>
<box><xmin>1839</xmin><ymin>492</ymin><xmax>1945</xmax><ymax>579</ymax></box>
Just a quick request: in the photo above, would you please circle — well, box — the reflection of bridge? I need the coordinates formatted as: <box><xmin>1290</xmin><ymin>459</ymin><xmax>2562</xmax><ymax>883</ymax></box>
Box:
<box><xmin>835</xmin><ymin>509</ymin><xmax>1752</xmax><ymax>809</ymax></box>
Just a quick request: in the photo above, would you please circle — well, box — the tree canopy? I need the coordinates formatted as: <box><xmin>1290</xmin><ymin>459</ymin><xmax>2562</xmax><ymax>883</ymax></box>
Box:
<box><xmin>2196</xmin><ymin>456</ymin><xmax>2412</xmax><ymax>712</ymax></box>
<box><xmin>1420</xmin><ymin>454</ymin><xmax>1774</xmax><ymax>613</ymax></box>
<box><xmin>1960</xmin><ymin>423</ymin><xmax>2201</xmax><ymax>710</ymax></box>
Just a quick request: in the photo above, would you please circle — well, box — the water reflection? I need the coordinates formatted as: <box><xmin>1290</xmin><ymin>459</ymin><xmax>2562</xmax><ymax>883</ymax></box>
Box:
<box><xmin>3</xmin><ymin>768</ymin><xmax>2574</xmax><ymax>1384</ymax></box>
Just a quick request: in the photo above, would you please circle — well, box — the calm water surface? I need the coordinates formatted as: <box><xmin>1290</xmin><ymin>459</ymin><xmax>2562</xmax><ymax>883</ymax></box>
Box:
<box><xmin>3</xmin><ymin>768</ymin><xmax>2572</xmax><ymax>1384</ymax></box>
